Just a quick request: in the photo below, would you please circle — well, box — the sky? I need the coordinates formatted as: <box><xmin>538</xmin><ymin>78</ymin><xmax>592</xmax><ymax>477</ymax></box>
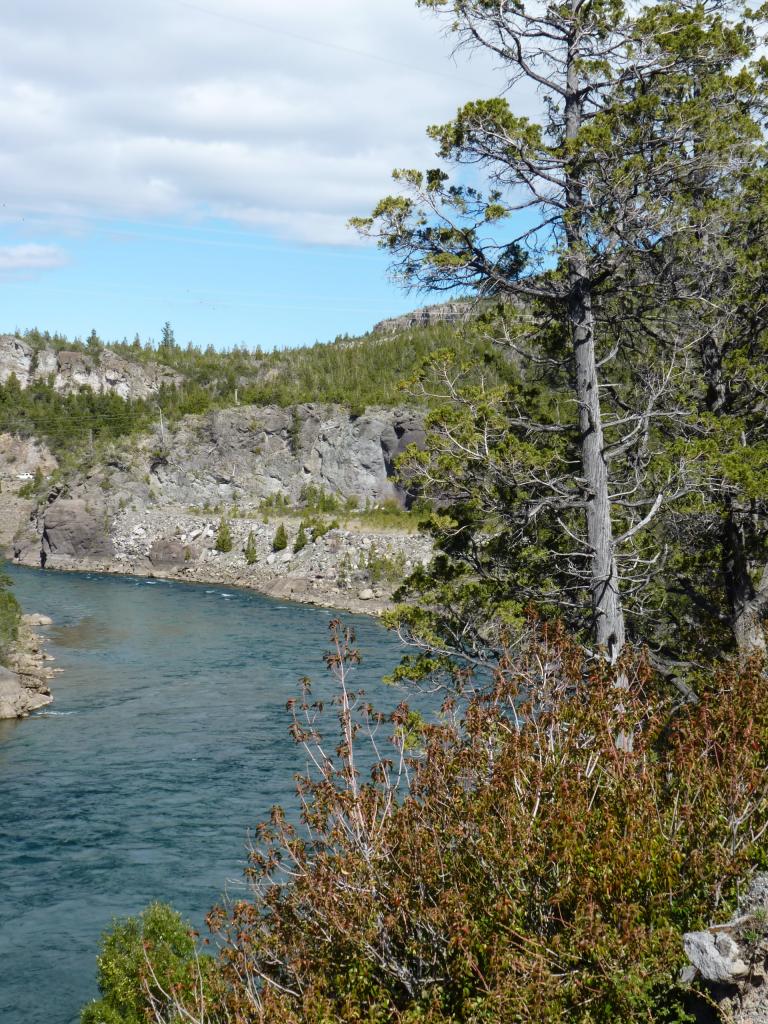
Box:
<box><xmin>0</xmin><ymin>0</ymin><xmax>510</xmax><ymax>351</ymax></box>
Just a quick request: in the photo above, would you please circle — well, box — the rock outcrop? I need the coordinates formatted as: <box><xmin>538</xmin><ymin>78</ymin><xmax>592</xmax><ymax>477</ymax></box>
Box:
<box><xmin>373</xmin><ymin>301</ymin><xmax>474</xmax><ymax>335</ymax></box>
<box><xmin>0</xmin><ymin>334</ymin><xmax>183</xmax><ymax>398</ymax></box>
<box><xmin>683</xmin><ymin>874</ymin><xmax>768</xmax><ymax>1023</ymax></box>
<box><xmin>0</xmin><ymin>666</ymin><xmax>40</xmax><ymax>719</ymax></box>
<box><xmin>144</xmin><ymin>403</ymin><xmax>424</xmax><ymax>508</ymax></box>
<box><xmin>39</xmin><ymin>499</ymin><xmax>115</xmax><ymax>562</ymax></box>
<box><xmin>0</xmin><ymin>614</ymin><xmax>55</xmax><ymax>719</ymax></box>
<box><xmin>0</xmin><ymin>433</ymin><xmax>58</xmax><ymax>548</ymax></box>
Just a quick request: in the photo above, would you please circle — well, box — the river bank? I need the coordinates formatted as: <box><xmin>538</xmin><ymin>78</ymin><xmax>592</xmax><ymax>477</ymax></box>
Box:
<box><xmin>12</xmin><ymin>506</ymin><xmax>432</xmax><ymax>618</ymax></box>
<box><xmin>0</xmin><ymin>612</ymin><xmax>57</xmax><ymax>718</ymax></box>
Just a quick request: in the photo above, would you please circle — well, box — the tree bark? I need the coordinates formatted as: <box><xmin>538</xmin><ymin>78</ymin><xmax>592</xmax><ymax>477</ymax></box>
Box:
<box><xmin>724</xmin><ymin>514</ymin><xmax>768</xmax><ymax>657</ymax></box>
<box><xmin>564</xmin><ymin>13</ymin><xmax>625</xmax><ymax>661</ymax></box>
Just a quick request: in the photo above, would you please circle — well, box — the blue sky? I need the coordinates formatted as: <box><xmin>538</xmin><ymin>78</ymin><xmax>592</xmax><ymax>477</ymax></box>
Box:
<box><xmin>0</xmin><ymin>0</ymin><xmax>524</xmax><ymax>351</ymax></box>
<box><xmin>0</xmin><ymin>216</ymin><xmax>417</xmax><ymax>350</ymax></box>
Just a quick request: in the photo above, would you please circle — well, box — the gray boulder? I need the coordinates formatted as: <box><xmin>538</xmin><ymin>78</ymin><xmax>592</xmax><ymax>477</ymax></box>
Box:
<box><xmin>148</xmin><ymin>538</ymin><xmax>195</xmax><ymax>567</ymax></box>
<box><xmin>41</xmin><ymin>499</ymin><xmax>114</xmax><ymax>562</ymax></box>
<box><xmin>683</xmin><ymin>873</ymin><xmax>768</xmax><ymax>1023</ymax></box>
<box><xmin>0</xmin><ymin>665</ymin><xmax>51</xmax><ymax>718</ymax></box>
<box><xmin>683</xmin><ymin>930</ymin><xmax>749</xmax><ymax>984</ymax></box>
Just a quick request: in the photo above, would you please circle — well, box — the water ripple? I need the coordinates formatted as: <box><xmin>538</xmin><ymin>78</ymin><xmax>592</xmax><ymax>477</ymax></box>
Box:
<box><xmin>0</xmin><ymin>565</ymin><xmax>407</xmax><ymax>1024</ymax></box>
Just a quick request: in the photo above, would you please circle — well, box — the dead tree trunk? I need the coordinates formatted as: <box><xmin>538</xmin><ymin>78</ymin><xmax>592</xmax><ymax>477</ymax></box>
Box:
<box><xmin>565</xmin><ymin>20</ymin><xmax>625</xmax><ymax>661</ymax></box>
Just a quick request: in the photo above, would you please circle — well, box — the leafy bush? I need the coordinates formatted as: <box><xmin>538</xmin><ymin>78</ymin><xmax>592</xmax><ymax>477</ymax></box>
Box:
<box><xmin>272</xmin><ymin>523</ymin><xmax>288</xmax><ymax>552</ymax></box>
<box><xmin>0</xmin><ymin>564</ymin><xmax>20</xmax><ymax>665</ymax></box>
<box><xmin>363</xmin><ymin>543</ymin><xmax>407</xmax><ymax>584</ymax></box>
<box><xmin>191</xmin><ymin>625</ymin><xmax>768</xmax><ymax>1023</ymax></box>
<box><xmin>354</xmin><ymin>498</ymin><xmax>423</xmax><ymax>531</ymax></box>
<box><xmin>303</xmin><ymin>514</ymin><xmax>339</xmax><ymax>543</ymax></box>
<box><xmin>80</xmin><ymin>903</ymin><xmax>222</xmax><ymax>1024</ymax></box>
<box><xmin>214</xmin><ymin>517</ymin><xmax>233</xmax><ymax>553</ymax></box>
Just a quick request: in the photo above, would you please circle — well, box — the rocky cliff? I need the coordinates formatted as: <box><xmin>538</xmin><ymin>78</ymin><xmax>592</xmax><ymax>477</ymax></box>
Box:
<box><xmin>0</xmin><ymin>334</ymin><xmax>183</xmax><ymax>398</ymax></box>
<box><xmin>373</xmin><ymin>301</ymin><xmax>474</xmax><ymax>335</ymax></box>
<box><xmin>2</xmin><ymin>402</ymin><xmax>429</xmax><ymax>613</ymax></box>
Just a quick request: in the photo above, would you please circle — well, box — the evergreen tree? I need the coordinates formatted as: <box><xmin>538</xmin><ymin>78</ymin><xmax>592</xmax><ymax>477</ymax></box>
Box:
<box><xmin>293</xmin><ymin>521</ymin><xmax>308</xmax><ymax>553</ymax></box>
<box><xmin>0</xmin><ymin>561</ymin><xmax>20</xmax><ymax>666</ymax></box>
<box><xmin>214</xmin><ymin>517</ymin><xmax>233</xmax><ymax>554</ymax></box>
<box><xmin>243</xmin><ymin>530</ymin><xmax>258</xmax><ymax>565</ymax></box>
<box><xmin>272</xmin><ymin>523</ymin><xmax>288</xmax><ymax>552</ymax></box>
<box><xmin>655</xmin><ymin>165</ymin><xmax>768</xmax><ymax>659</ymax></box>
<box><xmin>355</xmin><ymin>0</ymin><xmax>765</xmax><ymax>664</ymax></box>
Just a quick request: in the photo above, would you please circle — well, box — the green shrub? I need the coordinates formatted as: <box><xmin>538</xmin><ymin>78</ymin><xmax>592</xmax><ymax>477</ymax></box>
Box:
<box><xmin>84</xmin><ymin>624</ymin><xmax>768</xmax><ymax>1023</ymax></box>
<box><xmin>272</xmin><ymin>523</ymin><xmax>288</xmax><ymax>552</ymax></box>
<box><xmin>302</xmin><ymin>514</ymin><xmax>338</xmax><ymax>543</ymax></box>
<box><xmin>288</xmin><ymin>409</ymin><xmax>302</xmax><ymax>455</ymax></box>
<box><xmin>214</xmin><ymin>517</ymin><xmax>233</xmax><ymax>553</ymax></box>
<box><xmin>260</xmin><ymin>493</ymin><xmax>291</xmax><ymax>519</ymax></box>
<box><xmin>244</xmin><ymin>530</ymin><xmax>258</xmax><ymax>565</ymax></box>
<box><xmin>17</xmin><ymin>466</ymin><xmax>45</xmax><ymax>498</ymax></box>
<box><xmin>364</xmin><ymin>543</ymin><xmax>407</xmax><ymax>584</ymax></box>
<box><xmin>0</xmin><ymin>569</ymin><xmax>20</xmax><ymax>666</ymax></box>
<box><xmin>80</xmin><ymin>903</ymin><xmax>222</xmax><ymax>1024</ymax></box>
<box><xmin>299</xmin><ymin>484</ymin><xmax>344</xmax><ymax>515</ymax></box>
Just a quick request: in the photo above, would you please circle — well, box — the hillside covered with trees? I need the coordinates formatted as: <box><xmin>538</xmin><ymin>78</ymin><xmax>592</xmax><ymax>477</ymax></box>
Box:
<box><xmin>5</xmin><ymin>308</ymin><xmax>506</xmax><ymax>452</ymax></box>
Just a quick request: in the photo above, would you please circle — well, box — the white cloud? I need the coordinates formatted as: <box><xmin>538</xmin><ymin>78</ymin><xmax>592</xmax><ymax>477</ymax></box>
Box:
<box><xmin>0</xmin><ymin>244</ymin><xmax>68</xmax><ymax>271</ymax></box>
<box><xmin>0</xmin><ymin>0</ymin><xmax>533</xmax><ymax>243</ymax></box>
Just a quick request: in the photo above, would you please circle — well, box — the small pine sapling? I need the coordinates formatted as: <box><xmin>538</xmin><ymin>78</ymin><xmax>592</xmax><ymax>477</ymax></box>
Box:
<box><xmin>272</xmin><ymin>523</ymin><xmax>288</xmax><ymax>552</ymax></box>
<box><xmin>215</xmin><ymin>517</ymin><xmax>233</xmax><ymax>553</ymax></box>
<box><xmin>294</xmin><ymin>521</ymin><xmax>308</xmax><ymax>553</ymax></box>
<box><xmin>244</xmin><ymin>530</ymin><xmax>258</xmax><ymax>565</ymax></box>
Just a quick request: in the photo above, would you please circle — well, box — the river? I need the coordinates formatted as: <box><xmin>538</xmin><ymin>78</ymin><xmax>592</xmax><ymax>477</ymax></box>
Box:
<box><xmin>0</xmin><ymin>565</ymin><xmax>408</xmax><ymax>1024</ymax></box>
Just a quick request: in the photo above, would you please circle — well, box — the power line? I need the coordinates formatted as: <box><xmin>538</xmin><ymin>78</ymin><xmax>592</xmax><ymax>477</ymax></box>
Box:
<box><xmin>165</xmin><ymin>0</ymin><xmax>486</xmax><ymax>88</ymax></box>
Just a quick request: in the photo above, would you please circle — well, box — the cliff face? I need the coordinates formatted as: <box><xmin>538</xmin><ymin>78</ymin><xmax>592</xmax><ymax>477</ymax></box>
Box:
<box><xmin>373</xmin><ymin>301</ymin><xmax>474</xmax><ymax>335</ymax></box>
<box><xmin>5</xmin><ymin>402</ymin><xmax>425</xmax><ymax>576</ymax></box>
<box><xmin>147</xmin><ymin>403</ymin><xmax>424</xmax><ymax>508</ymax></box>
<box><xmin>0</xmin><ymin>334</ymin><xmax>183</xmax><ymax>398</ymax></box>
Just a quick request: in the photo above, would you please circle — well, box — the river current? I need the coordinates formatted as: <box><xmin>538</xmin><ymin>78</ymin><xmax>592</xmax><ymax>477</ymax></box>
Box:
<box><xmin>0</xmin><ymin>566</ymin><xmax>407</xmax><ymax>1024</ymax></box>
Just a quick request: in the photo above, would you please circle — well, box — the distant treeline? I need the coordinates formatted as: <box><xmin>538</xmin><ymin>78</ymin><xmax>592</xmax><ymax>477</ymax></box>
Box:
<box><xmin>4</xmin><ymin>316</ymin><xmax>515</xmax><ymax>454</ymax></box>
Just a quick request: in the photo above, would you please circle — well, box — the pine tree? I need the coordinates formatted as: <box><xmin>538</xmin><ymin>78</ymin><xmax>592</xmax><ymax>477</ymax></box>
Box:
<box><xmin>293</xmin><ymin>521</ymin><xmax>308</xmax><ymax>553</ymax></box>
<box><xmin>354</xmin><ymin>0</ymin><xmax>764</xmax><ymax>663</ymax></box>
<box><xmin>272</xmin><ymin>523</ymin><xmax>288</xmax><ymax>552</ymax></box>
<box><xmin>244</xmin><ymin>530</ymin><xmax>258</xmax><ymax>565</ymax></box>
<box><xmin>215</xmin><ymin>517</ymin><xmax>233</xmax><ymax>554</ymax></box>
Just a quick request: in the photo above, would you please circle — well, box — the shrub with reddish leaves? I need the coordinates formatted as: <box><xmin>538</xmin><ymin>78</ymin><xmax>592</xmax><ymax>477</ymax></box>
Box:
<box><xmin>104</xmin><ymin>621</ymin><xmax>768</xmax><ymax>1023</ymax></box>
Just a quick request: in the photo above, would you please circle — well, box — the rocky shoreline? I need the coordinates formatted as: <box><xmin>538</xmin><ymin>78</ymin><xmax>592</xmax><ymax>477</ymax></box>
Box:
<box><xmin>17</xmin><ymin>509</ymin><xmax>431</xmax><ymax>618</ymax></box>
<box><xmin>0</xmin><ymin>613</ymin><xmax>57</xmax><ymax>720</ymax></box>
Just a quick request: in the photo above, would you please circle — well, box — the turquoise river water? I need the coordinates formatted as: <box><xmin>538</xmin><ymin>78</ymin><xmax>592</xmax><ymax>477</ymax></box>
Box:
<box><xmin>0</xmin><ymin>565</ymin><xmax>408</xmax><ymax>1024</ymax></box>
